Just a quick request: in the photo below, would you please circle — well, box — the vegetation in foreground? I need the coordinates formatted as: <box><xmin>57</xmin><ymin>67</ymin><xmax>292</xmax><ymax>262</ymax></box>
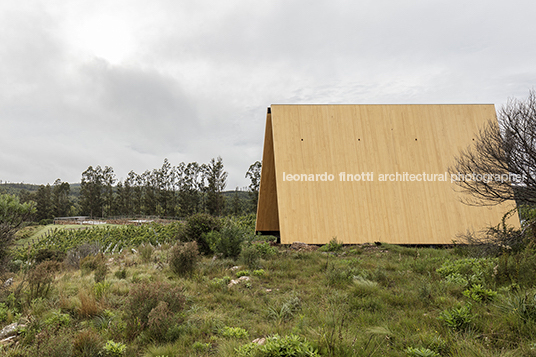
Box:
<box><xmin>1</xmin><ymin>211</ymin><xmax>536</xmax><ymax>356</ymax></box>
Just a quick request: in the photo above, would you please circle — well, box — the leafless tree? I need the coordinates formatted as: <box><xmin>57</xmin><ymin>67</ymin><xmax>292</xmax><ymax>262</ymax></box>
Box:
<box><xmin>449</xmin><ymin>90</ymin><xmax>536</xmax><ymax>206</ymax></box>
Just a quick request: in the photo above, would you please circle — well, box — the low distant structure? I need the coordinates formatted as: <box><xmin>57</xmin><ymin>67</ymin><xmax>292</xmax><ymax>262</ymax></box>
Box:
<box><xmin>255</xmin><ymin>104</ymin><xmax>519</xmax><ymax>245</ymax></box>
<box><xmin>128</xmin><ymin>219</ymin><xmax>154</xmax><ymax>225</ymax></box>
<box><xmin>53</xmin><ymin>216</ymin><xmax>90</xmax><ymax>224</ymax></box>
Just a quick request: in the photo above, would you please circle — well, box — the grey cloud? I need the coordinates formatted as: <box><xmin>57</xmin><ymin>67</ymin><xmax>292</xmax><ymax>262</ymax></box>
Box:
<box><xmin>2</xmin><ymin>0</ymin><xmax>536</xmax><ymax>189</ymax></box>
<box><xmin>78</xmin><ymin>59</ymin><xmax>200</xmax><ymax>154</ymax></box>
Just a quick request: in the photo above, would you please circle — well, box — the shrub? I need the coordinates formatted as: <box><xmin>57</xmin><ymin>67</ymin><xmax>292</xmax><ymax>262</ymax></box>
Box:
<box><xmin>102</xmin><ymin>340</ymin><xmax>126</xmax><ymax>357</ymax></box>
<box><xmin>192</xmin><ymin>341</ymin><xmax>211</xmax><ymax>353</ymax></box>
<box><xmin>184</xmin><ymin>213</ymin><xmax>221</xmax><ymax>255</ymax></box>
<box><xmin>252</xmin><ymin>269</ymin><xmax>265</xmax><ymax>277</ymax></box>
<box><xmin>80</xmin><ymin>253</ymin><xmax>108</xmax><ymax>282</ymax></box>
<box><xmin>169</xmin><ymin>241</ymin><xmax>199</xmax><ymax>276</ymax></box>
<box><xmin>444</xmin><ymin>272</ymin><xmax>469</xmax><ymax>287</ymax></box>
<box><xmin>43</xmin><ymin>310</ymin><xmax>71</xmax><ymax>327</ymax></box>
<box><xmin>0</xmin><ymin>303</ymin><xmax>10</xmax><ymax>323</ymax></box>
<box><xmin>227</xmin><ymin>214</ymin><xmax>257</xmax><ymax>234</ymax></box>
<box><xmin>138</xmin><ymin>244</ymin><xmax>154</xmax><ymax>263</ymax></box>
<box><xmin>253</xmin><ymin>241</ymin><xmax>277</xmax><ymax>258</ymax></box>
<box><xmin>27</xmin><ymin>261</ymin><xmax>60</xmax><ymax>301</ymax></box>
<box><xmin>221</xmin><ymin>326</ymin><xmax>249</xmax><ymax>339</ymax></box>
<box><xmin>438</xmin><ymin>304</ymin><xmax>474</xmax><ymax>331</ymax></box>
<box><xmin>437</xmin><ymin>257</ymin><xmax>496</xmax><ymax>287</ymax></box>
<box><xmin>236</xmin><ymin>270</ymin><xmax>250</xmax><ymax>278</ymax></box>
<box><xmin>94</xmin><ymin>262</ymin><xmax>108</xmax><ymax>283</ymax></box>
<box><xmin>92</xmin><ymin>310</ymin><xmax>116</xmax><ymax>331</ymax></box>
<box><xmin>33</xmin><ymin>249</ymin><xmax>66</xmax><ymax>264</ymax></box>
<box><xmin>147</xmin><ymin>301</ymin><xmax>175</xmax><ymax>342</ymax></box>
<box><xmin>208</xmin><ymin>223</ymin><xmax>251</xmax><ymax>259</ymax></box>
<box><xmin>235</xmin><ymin>334</ymin><xmax>319</xmax><ymax>357</ymax></box>
<box><xmin>127</xmin><ymin>281</ymin><xmax>185</xmax><ymax>339</ymax></box>
<box><xmin>240</xmin><ymin>242</ymin><xmax>262</xmax><ymax>269</ymax></box>
<box><xmin>318</xmin><ymin>237</ymin><xmax>343</xmax><ymax>252</ymax></box>
<box><xmin>72</xmin><ymin>329</ymin><xmax>103</xmax><ymax>357</ymax></box>
<box><xmin>210</xmin><ymin>276</ymin><xmax>232</xmax><ymax>291</ymax></box>
<box><xmin>80</xmin><ymin>252</ymin><xmax>105</xmax><ymax>272</ymax></box>
<box><xmin>463</xmin><ymin>284</ymin><xmax>497</xmax><ymax>303</ymax></box>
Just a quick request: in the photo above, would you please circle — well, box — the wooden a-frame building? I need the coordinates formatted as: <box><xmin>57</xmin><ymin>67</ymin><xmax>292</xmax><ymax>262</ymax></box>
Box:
<box><xmin>255</xmin><ymin>104</ymin><xmax>519</xmax><ymax>245</ymax></box>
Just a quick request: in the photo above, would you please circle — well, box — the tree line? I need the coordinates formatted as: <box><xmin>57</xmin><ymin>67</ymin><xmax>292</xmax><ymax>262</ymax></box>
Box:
<box><xmin>11</xmin><ymin>158</ymin><xmax>262</xmax><ymax>221</ymax></box>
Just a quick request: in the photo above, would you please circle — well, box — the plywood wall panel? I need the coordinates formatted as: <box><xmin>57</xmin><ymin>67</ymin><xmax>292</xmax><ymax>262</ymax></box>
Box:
<box><xmin>257</xmin><ymin>104</ymin><xmax>518</xmax><ymax>245</ymax></box>
<box><xmin>255</xmin><ymin>112</ymin><xmax>279</xmax><ymax>232</ymax></box>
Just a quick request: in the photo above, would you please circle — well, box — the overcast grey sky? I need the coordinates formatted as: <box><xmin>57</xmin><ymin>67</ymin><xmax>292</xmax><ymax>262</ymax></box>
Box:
<box><xmin>1</xmin><ymin>0</ymin><xmax>536</xmax><ymax>189</ymax></box>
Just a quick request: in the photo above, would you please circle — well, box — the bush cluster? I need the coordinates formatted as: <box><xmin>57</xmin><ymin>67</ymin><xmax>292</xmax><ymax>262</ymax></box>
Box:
<box><xmin>183</xmin><ymin>213</ymin><xmax>221</xmax><ymax>255</ymax></box>
<box><xmin>126</xmin><ymin>281</ymin><xmax>185</xmax><ymax>340</ymax></box>
<box><xmin>206</xmin><ymin>223</ymin><xmax>250</xmax><ymax>259</ymax></box>
<box><xmin>27</xmin><ymin>261</ymin><xmax>61</xmax><ymax>301</ymax></box>
<box><xmin>169</xmin><ymin>241</ymin><xmax>199</xmax><ymax>276</ymax></box>
<box><xmin>138</xmin><ymin>244</ymin><xmax>154</xmax><ymax>263</ymax></box>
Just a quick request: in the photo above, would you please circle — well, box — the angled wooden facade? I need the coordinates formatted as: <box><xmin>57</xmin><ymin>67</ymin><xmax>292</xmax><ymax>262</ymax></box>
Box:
<box><xmin>255</xmin><ymin>104</ymin><xmax>519</xmax><ymax>245</ymax></box>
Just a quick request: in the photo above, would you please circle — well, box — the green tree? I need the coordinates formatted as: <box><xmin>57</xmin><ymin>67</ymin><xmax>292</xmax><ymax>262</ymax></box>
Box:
<box><xmin>205</xmin><ymin>157</ymin><xmax>228</xmax><ymax>216</ymax></box>
<box><xmin>157</xmin><ymin>158</ymin><xmax>175</xmax><ymax>217</ymax></box>
<box><xmin>52</xmin><ymin>179</ymin><xmax>71</xmax><ymax>217</ymax></box>
<box><xmin>115</xmin><ymin>181</ymin><xmax>131</xmax><ymax>216</ymax></box>
<box><xmin>101</xmin><ymin>166</ymin><xmax>116</xmax><ymax>216</ymax></box>
<box><xmin>246</xmin><ymin>161</ymin><xmax>262</xmax><ymax>212</ymax></box>
<box><xmin>141</xmin><ymin>169</ymin><xmax>158</xmax><ymax>216</ymax></box>
<box><xmin>35</xmin><ymin>184</ymin><xmax>53</xmax><ymax>221</ymax></box>
<box><xmin>0</xmin><ymin>194</ymin><xmax>35</xmax><ymax>268</ymax></box>
<box><xmin>176</xmin><ymin>162</ymin><xmax>203</xmax><ymax>217</ymax></box>
<box><xmin>80</xmin><ymin>166</ymin><xmax>104</xmax><ymax>217</ymax></box>
<box><xmin>126</xmin><ymin>170</ymin><xmax>143</xmax><ymax>216</ymax></box>
<box><xmin>231</xmin><ymin>188</ymin><xmax>243</xmax><ymax>216</ymax></box>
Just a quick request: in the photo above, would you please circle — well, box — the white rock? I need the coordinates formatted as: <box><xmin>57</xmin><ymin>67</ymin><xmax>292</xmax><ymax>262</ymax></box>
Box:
<box><xmin>3</xmin><ymin>278</ymin><xmax>13</xmax><ymax>288</ymax></box>
<box><xmin>228</xmin><ymin>276</ymin><xmax>250</xmax><ymax>287</ymax></box>
<box><xmin>0</xmin><ymin>335</ymin><xmax>17</xmax><ymax>345</ymax></box>
<box><xmin>0</xmin><ymin>323</ymin><xmax>19</xmax><ymax>339</ymax></box>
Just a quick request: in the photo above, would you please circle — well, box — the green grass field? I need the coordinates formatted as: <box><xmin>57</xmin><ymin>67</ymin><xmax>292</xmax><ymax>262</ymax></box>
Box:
<box><xmin>2</xmin><ymin>225</ymin><xmax>536</xmax><ymax>356</ymax></box>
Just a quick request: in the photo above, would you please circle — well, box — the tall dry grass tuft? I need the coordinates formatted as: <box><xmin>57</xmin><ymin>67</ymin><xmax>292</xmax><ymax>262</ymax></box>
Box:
<box><xmin>77</xmin><ymin>289</ymin><xmax>102</xmax><ymax>318</ymax></box>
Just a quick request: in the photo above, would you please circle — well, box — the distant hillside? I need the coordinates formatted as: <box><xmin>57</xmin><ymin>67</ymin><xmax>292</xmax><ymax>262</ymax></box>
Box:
<box><xmin>0</xmin><ymin>182</ymin><xmax>81</xmax><ymax>197</ymax></box>
<box><xmin>1</xmin><ymin>183</ymin><xmax>246</xmax><ymax>196</ymax></box>
<box><xmin>0</xmin><ymin>183</ymin><xmax>40</xmax><ymax>195</ymax></box>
